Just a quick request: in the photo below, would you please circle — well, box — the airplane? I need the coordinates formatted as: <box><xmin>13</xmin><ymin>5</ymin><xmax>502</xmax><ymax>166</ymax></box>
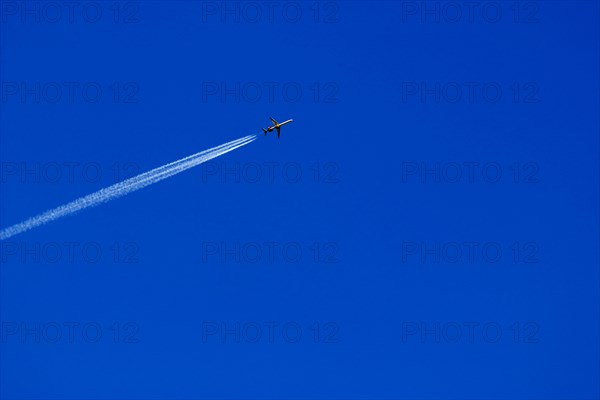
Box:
<box><xmin>262</xmin><ymin>117</ymin><xmax>293</xmax><ymax>138</ymax></box>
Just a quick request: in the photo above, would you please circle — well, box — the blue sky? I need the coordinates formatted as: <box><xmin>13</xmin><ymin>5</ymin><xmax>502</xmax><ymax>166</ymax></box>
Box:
<box><xmin>1</xmin><ymin>1</ymin><xmax>599</xmax><ymax>398</ymax></box>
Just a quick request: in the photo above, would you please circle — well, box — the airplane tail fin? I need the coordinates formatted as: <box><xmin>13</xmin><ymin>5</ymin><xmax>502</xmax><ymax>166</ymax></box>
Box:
<box><xmin>262</xmin><ymin>128</ymin><xmax>267</xmax><ymax>135</ymax></box>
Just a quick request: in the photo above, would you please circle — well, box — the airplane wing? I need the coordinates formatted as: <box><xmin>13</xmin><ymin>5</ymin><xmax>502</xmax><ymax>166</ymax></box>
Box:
<box><xmin>276</xmin><ymin>126</ymin><xmax>281</xmax><ymax>138</ymax></box>
<box><xmin>270</xmin><ymin>117</ymin><xmax>279</xmax><ymax>125</ymax></box>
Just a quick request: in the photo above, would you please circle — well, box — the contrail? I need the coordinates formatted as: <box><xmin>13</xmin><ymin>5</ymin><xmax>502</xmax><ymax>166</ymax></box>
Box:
<box><xmin>0</xmin><ymin>135</ymin><xmax>257</xmax><ymax>240</ymax></box>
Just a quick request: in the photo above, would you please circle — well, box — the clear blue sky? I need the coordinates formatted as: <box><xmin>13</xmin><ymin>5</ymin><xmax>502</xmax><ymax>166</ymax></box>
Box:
<box><xmin>1</xmin><ymin>1</ymin><xmax>599</xmax><ymax>398</ymax></box>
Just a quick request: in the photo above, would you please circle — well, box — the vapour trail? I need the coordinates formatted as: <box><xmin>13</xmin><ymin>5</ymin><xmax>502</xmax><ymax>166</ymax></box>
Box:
<box><xmin>0</xmin><ymin>135</ymin><xmax>257</xmax><ymax>240</ymax></box>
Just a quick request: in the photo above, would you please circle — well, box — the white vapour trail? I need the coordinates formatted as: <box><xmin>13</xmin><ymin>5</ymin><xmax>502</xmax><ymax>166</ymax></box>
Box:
<box><xmin>0</xmin><ymin>135</ymin><xmax>257</xmax><ymax>240</ymax></box>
